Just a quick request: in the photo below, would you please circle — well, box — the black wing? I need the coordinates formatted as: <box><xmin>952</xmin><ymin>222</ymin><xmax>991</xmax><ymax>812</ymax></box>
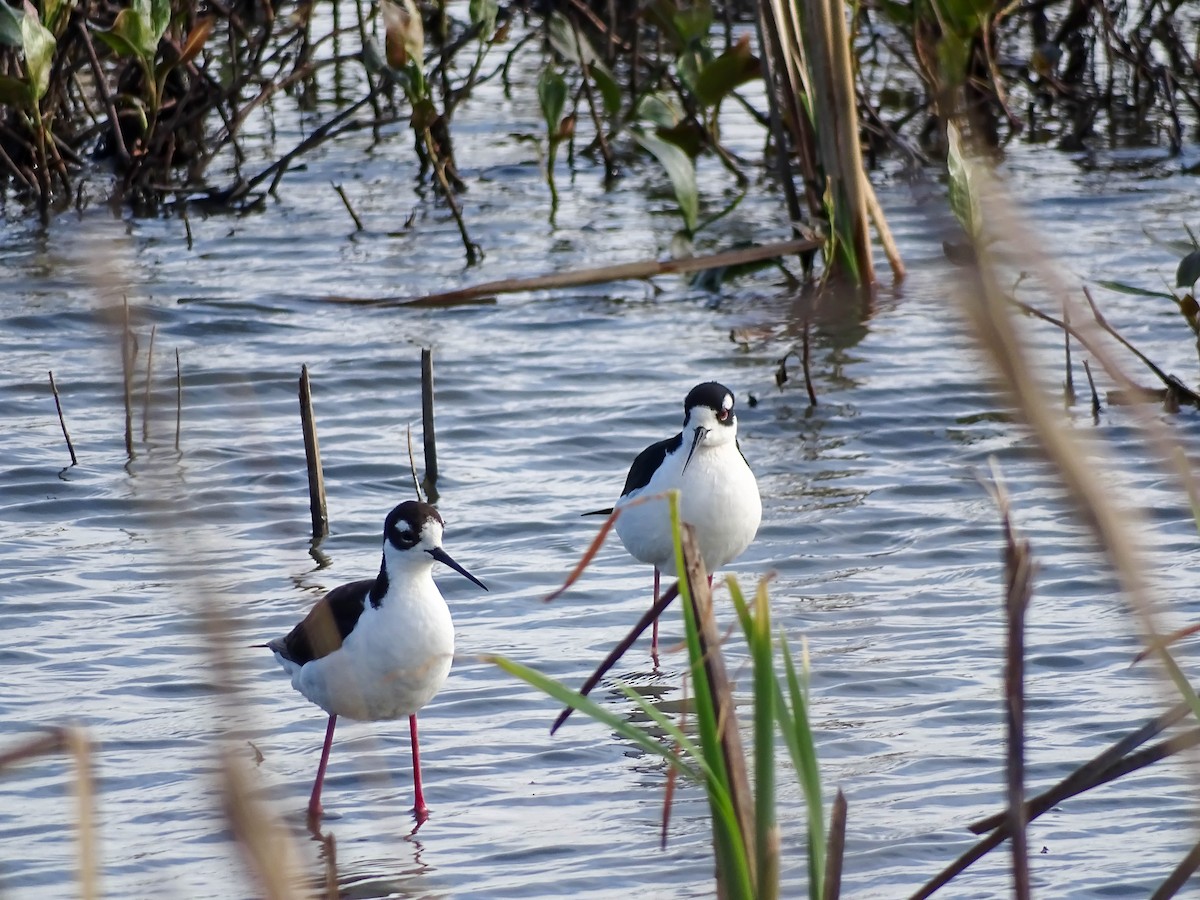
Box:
<box><xmin>621</xmin><ymin>432</ymin><xmax>682</xmax><ymax>496</ymax></box>
<box><xmin>268</xmin><ymin>578</ymin><xmax>374</xmax><ymax>666</ymax></box>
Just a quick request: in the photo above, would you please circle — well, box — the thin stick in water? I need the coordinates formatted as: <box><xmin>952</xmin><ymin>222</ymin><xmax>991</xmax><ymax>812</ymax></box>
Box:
<box><xmin>299</xmin><ymin>365</ymin><xmax>329</xmax><ymax>540</ymax></box>
<box><xmin>122</xmin><ymin>297</ymin><xmax>134</xmax><ymax>458</ymax></box>
<box><xmin>332</xmin><ymin>182</ymin><xmax>364</xmax><ymax>231</ymax></box>
<box><xmin>143</xmin><ymin>324</ymin><xmax>156</xmax><ymax>442</ymax></box>
<box><xmin>1063</xmin><ymin>300</ymin><xmax>1075</xmax><ymax>403</ymax></box>
<box><xmin>49</xmin><ymin>371</ymin><xmax>78</xmax><ymax>465</ymax></box>
<box><xmin>802</xmin><ymin>319</ymin><xmax>818</xmax><ymax>406</ymax></box>
<box><xmin>175</xmin><ymin>348</ymin><xmax>182</xmax><ymax>451</ymax></box>
<box><xmin>1082</xmin><ymin>359</ymin><xmax>1100</xmax><ymax>419</ymax></box>
<box><xmin>421</xmin><ymin>349</ymin><xmax>438</xmax><ymax>497</ymax></box>
<box><xmin>993</xmin><ymin>468</ymin><xmax>1033</xmax><ymax>900</ymax></box>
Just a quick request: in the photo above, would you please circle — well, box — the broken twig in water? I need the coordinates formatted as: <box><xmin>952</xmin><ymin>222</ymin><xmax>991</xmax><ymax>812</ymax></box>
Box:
<box><xmin>49</xmin><ymin>371</ymin><xmax>78</xmax><ymax>465</ymax></box>
<box><xmin>332</xmin><ymin>182</ymin><xmax>364</xmax><ymax>232</ymax></box>
<box><xmin>325</xmin><ymin>240</ymin><xmax>821</xmax><ymax>307</ymax></box>
<box><xmin>299</xmin><ymin>365</ymin><xmax>329</xmax><ymax>540</ymax></box>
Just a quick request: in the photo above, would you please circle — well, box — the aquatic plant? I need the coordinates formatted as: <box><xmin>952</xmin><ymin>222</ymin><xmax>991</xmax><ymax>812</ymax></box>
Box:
<box><xmin>491</xmin><ymin>492</ymin><xmax>843</xmax><ymax>899</ymax></box>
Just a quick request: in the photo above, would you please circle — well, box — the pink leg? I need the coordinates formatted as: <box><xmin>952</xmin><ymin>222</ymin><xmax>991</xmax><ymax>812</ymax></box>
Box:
<box><xmin>410</xmin><ymin>714</ymin><xmax>430</xmax><ymax>822</ymax></box>
<box><xmin>308</xmin><ymin>714</ymin><xmax>337</xmax><ymax>824</ymax></box>
<box><xmin>651</xmin><ymin>568</ymin><xmax>661</xmax><ymax>658</ymax></box>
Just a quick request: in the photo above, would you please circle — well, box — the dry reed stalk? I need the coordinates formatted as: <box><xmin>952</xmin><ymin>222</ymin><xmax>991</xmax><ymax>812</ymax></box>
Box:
<box><xmin>324</xmin><ymin>240</ymin><xmax>820</xmax><ymax>307</ymax></box>
<box><xmin>983</xmin><ymin>467</ymin><xmax>1033</xmax><ymax>899</ymax></box>
<box><xmin>299</xmin><ymin>365</ymin><xmax>329</xmax><ymax>540</ymax></box>
<box><xmin>0</xmin><ymin>728</ymin><xmax>97</xmax><ymax>900</ymax></box>
<box><xmin>681</xmin><ymin>525</ymin><xmax>756</xmax><ymax>882</ymax></box>
<box><xmin>954</xmin><ymin>154</ymin><xmax>1200</xmax><ymax>719</ymax></box>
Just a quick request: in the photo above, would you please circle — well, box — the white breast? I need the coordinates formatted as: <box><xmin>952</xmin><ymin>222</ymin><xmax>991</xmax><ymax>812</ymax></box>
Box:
<box><xmin>285</xmin><ymin>575</ymin><xmax>455</xmax><ymax>721</ymax></box>
<box><xmin>614</xmin><ymin>441</ymin><xmax>761</xmax><ymax>576</ymax></box>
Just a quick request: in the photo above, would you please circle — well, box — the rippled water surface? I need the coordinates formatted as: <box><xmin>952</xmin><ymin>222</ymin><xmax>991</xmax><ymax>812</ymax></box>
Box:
<box><xmin>3</xmin><ymin>21</ymin><xmax>1200</xmax><ymax>898</ymax></box>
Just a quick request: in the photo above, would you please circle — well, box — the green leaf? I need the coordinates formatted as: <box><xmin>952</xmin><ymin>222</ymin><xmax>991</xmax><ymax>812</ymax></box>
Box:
<box><xmin>0</xmin><ymin>2</ymin><xmax>24</xmax><ymax>47</ymax></box>
<box><xmin>468</xmin><ymin>0</ymin><xmax>497</xmax><ymax>36</ymax></box>
<box><xmin>590</xmin><ymin>62</ymin><xmax>621</xmax><ymax>117</ymax></box>
<box><xmin>946</xmin><ymin>121</ymin><xmax>979</xmax><ymax>240</ymax></box>
<box><xmin>0</xmin><ymin>73</ymin><xmax>31</xmax><ymax>106</ymax></box>
<box><xmin>634</xmin><ymin>128</ymin><xmax>699</xmax><ymax>234</ymax></box>
<box><xmin>546</xmin><ymin>11</ymin><xmax>595</xmax><ymax>66</ymax></box>
<box><xmin>20</xmin><ymin>12</ymin><xmax>54</xmax><ymax>102</ymax></box>
<box><xmin>636</xmin><ymin>93</ymin><xmax>682</xmax><ymax>129</ymax></box>
<box><xmin>94</xmin><ymin>25</ymin><xmax>140</xmax><ymax>60</ymax></box>
<box><xmin>1092</xmin><ymin>279</ymin><xmax>1178</xmax><ymax>300</ymax></box>
<box><xmin>692</xmin><ymin>35</ymin><xmax>760</xmax><ymax>108</ymax></box>
<box><xmin>99</xmin><ymin>7</ymin><xmax>152</xmax><ymax>60</ymax></box>
<box><xmin>1176</xmin><ymin>250</ymin><xmax>1200</xmax><ymax>290</ymax></box>
<box><xmin>149</xmin><ymin>0</ymin><xmax>171</xmax><ymax>47</ymax></box>
<box><xmin>537</xmin><ymin>68</ymin><xmax>567</xmax><ymax>140</ymax></box>
<box><xmin>42</xmin><ymin>0</ymin><xmax>74</xmax><ymax>36</ymax></box>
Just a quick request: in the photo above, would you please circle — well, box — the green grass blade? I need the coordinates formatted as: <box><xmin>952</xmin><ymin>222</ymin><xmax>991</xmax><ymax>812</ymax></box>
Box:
<box><xmin>488</xmin><ymin>655</ymin><xmax>698</xmax><ymax>779</ymax></box>
<box><xmin>780</xmin><ymin>635</ymin><xmax>825</xmax><ymax>898</ymax></box>
<box><xmin>748</xmin><ymin>578</ymin><xmax>779</xmax><ymax>900</ymax></box>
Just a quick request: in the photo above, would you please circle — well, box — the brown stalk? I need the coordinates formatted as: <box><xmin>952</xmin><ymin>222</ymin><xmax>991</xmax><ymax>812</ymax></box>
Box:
<box><xmin>681</xmin><ymin>524</ymin><xmax>756</xmax><ymax>885</ymax></box>
<box><xmin>822</xmin><ymin>789</ymin><xmax>847</xmax><ymax>900</ymax></box>
<box><xmin>121</xmin><ymin>298</ymin><xmax>134</xmax><ymax>459</ymax></box>
<box><xmin>985</xmin><ymin>468</ymin><xmax>1033</xmax><ymax>899</ymax></box>
<box><xmin>550</xmin><ymin>582</ymin><xmax>680</xmax><ymax>734</ymax></box>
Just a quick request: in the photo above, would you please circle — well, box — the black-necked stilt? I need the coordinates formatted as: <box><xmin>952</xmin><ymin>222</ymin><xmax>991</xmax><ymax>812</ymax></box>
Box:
<box><xmin>603</xmin><ymin>381</ymin><xmax>761</xmax><ymax>653</ymax></box>
<box><xmin>268</xmin><ymin>500</ymin><xmax>486</xmax><ymax>826</ymax></box>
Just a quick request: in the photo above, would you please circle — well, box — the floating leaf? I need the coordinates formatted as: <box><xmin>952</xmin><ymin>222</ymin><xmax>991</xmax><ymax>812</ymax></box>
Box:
<box><xmin>20</xmin><ymin>11</ymin><xmax>54</xmax><ymax>102</ymax></box>
<box><xmin>1176</xmin><ymin>250</ymin><xmax>1200</xmax><ymax>290</ymax></box>
<box><xmin>1093</xmin><ymin>279</ymin><xmax>1178</xmax><ymax>300</ymax></box>
<box><xmin>537</xmin><ymin>68</ymin><xmax>567</xmax><ymax>140</ymax></box>
<box><xmin>635</xmin><ymin>128</ymin><xmax>698</xmax><ymax>234</ymax></box>
<box><xmin>692</xmin><ymin>35</ymin><xmax>760</xmax><ymax>108</ymax></box>
<box><xmin>0</xmin><ymin>2</ymin><xmax>24</xmax><ymax>47</ymax></box>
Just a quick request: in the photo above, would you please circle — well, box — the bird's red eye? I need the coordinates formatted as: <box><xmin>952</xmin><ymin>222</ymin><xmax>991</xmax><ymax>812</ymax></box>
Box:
<box><xmin>718</xmin><ymin>409</ymin><xmax>730</xmax><ymax>421</ymax></box>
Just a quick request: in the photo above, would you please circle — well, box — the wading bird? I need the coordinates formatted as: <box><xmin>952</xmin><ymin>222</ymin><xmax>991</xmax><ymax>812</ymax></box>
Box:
<box><xmin>267</xmin><ymin>500</ymin><xmax>486</xmax><ymax>825</ymax></box>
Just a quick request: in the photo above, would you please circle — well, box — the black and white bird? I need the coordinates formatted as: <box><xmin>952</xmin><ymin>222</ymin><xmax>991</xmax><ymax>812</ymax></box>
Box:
<box><xmin>267</xmin><ymin>500</ymin><xmax>486</xmax><ymax>825</ymax></box>
<box><xmin>602</xmin><ymin>381</ymin><xmax>761</xmax><ymax>653</ymax></box>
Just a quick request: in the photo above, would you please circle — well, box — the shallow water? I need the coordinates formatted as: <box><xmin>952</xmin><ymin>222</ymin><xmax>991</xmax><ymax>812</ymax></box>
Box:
<box><xmin>3</xmin><ymin>14</ymin><xmax>1200</xmax><ymax>898</ymax></box>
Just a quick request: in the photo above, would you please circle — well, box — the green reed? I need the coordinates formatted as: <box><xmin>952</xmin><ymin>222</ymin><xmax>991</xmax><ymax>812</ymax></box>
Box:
<box><xmin>490</xmin><ymin>491</ymin><xmax>836</xmax><ymax>899</ymax></box>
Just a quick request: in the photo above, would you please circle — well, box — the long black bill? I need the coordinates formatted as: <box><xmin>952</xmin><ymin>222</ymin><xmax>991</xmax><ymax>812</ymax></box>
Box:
<box><xmin>428</xmin><ymin>547</ymin><xmax>488</xmax><ymax>591</ymax></box>
<box><xmin>682</xmin><ymin>426</ymin><xmax>707</xmax><ymax>473</ymax></box>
